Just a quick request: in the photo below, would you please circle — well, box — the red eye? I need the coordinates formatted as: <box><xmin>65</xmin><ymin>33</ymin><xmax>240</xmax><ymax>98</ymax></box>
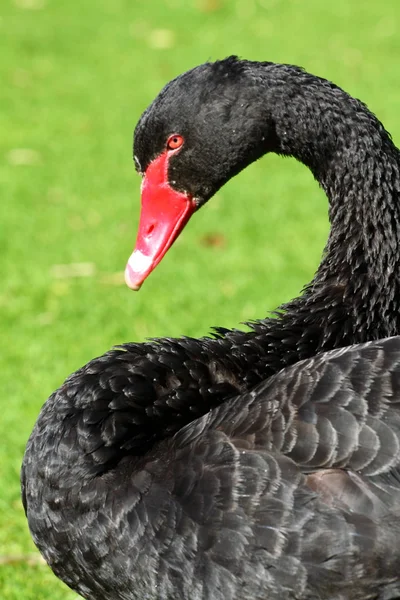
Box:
<box><xmin>167</xmin><ymin>134</ymin><xmax>184</xmax><ymax>151</ymax></box>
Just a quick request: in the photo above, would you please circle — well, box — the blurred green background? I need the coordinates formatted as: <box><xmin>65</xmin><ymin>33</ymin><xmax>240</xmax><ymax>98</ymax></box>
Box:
<box><xmin>1</xmin><ymin>0</ymin><xmax>400</xmax><ymax>597</ymax></box>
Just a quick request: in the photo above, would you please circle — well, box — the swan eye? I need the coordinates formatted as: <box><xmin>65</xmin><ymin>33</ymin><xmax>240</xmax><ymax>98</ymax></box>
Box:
<box><xmin>167</xmin><ymin>134</ymin><xmax>184</xmax><ymax>151</ymax></box>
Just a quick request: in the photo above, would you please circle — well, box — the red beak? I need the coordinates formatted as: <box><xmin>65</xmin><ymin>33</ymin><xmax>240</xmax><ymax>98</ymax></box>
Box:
<box><xmin>125</xmin><ymin>152</ymin><xmax>196</xmax><ymax>290</ymax></box>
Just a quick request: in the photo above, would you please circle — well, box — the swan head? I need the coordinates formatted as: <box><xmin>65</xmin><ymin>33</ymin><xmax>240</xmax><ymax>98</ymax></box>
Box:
<box><xmin>124</xmin><ymin>57</ymin><xmax>281</xmax><ymax>290</ymax></box>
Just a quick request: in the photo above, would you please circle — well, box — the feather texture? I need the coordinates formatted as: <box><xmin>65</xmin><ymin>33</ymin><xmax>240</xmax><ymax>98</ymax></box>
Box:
<box><xmin>22</xmin><ymin>338</ymin><xmax>400</xmax><ymax>599</ymax></box>
<box><xmin>22</xmin><ymin>59</ymin><xmax>400</xmax><ymax>599</ymax></box>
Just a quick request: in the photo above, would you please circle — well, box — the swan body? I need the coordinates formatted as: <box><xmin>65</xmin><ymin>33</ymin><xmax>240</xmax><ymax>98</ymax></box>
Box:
<box><xmin>22</xmin><ymin>58</ymin><xmax>400</xmax><ymax>599</ymax></box>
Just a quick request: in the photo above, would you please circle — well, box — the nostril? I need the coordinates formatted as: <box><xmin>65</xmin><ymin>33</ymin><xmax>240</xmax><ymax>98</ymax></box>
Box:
<box><xmin>146</xmin><ymin>224</ymin><xmax>155</xmax><ymax>236</ymax></box>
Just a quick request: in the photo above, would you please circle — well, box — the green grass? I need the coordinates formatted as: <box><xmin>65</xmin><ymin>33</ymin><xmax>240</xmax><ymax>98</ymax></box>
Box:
<box><xmin>2</xmin><ymin>0</ymin><xmax>400</xmax><ymax>597</ymax></box>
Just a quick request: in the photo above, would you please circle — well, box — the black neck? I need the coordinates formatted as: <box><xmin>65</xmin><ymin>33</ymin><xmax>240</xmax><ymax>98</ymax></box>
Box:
<box><xmin>319</xmin><ymin>144</ymin><xmax>400</xmax><ymax>289</ymax></box>
<box><xmin>245</xmin><ymin>73</ymin><xmax>400</xmax><ymax>371</ymax></box>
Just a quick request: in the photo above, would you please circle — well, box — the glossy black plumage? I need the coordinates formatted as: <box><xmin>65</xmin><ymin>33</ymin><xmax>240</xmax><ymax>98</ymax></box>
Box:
<box><xmin>22</xmin><ymin>58</ymin><xmax>400</xmax><ymax>599</ymax></box>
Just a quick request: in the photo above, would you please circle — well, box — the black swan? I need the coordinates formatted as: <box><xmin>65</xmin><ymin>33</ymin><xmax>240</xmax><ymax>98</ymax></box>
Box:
<box><xmin>22</xmin><ymin>58</ymin><xmax>400</xmax><ymax>599</ymax></box>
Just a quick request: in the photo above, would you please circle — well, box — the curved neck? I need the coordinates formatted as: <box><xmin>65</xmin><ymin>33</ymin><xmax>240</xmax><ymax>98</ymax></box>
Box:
<box><xmin>241</xmin><ymin>81</ymin><xmax>400</xmax><ymax>370</ymax></box>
